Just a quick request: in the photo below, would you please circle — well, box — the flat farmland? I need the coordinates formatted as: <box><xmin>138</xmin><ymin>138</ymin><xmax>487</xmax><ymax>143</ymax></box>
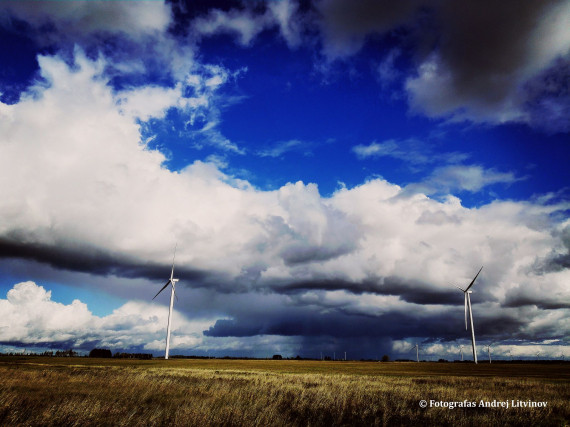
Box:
<box><xmin>0</xmin><ymin>357</ymin><xmax>568</xmax><ymax>426</ymax></box>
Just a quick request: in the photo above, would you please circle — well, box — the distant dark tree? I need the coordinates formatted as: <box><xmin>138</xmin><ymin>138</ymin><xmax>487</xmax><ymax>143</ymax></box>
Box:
<box><xmin>272</xmin><ymin>354</ymin><xmax>283</xmax><ymax>360</ymax></box>
<box><xmin>324</xmin><ymin>356</ymin><xmax>332</xmax><ymax>361</ymax></box>
<box><xmin>89</xmin><ymin>348</ymin><xmax>112</xmax><ymax>358</ymax></box>
<box><xmin>381</xmin><ymin>355</ymin><xmax>390</xmax><ymax>362</ymax></box>
<box><xmin>295</xmin><ymin>355</ymin><xmax>302</xmax><ymax>360</ymax></box>
<box><xmin>89</xmin><ymin>348</ymin><xmax>113</xmax><ymax>358</ymax></box>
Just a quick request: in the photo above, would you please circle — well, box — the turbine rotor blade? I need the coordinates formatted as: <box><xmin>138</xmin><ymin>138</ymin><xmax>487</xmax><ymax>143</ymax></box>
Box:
<box><xmin>465</xmin><ymin>266</ymin><xmax>483</xmax><ymax>291</ymax></box>
<box><xmin>454</xmin><ymin>285</ymin><xmax>465</xmax><ymax>292</ymax></box>
<box><xmin>464</xmin><ymin>293</ymin><xmax>468</xmax><ymax>330</ymax></box>
<box><xmin>170</xmin><ymin>243</ymin><xmax>177</xmax><ymax>280</ymax></box>
<box><xmin>153</xmin><ymin>280</ymin><xmax>171</xmax><ymax>300</ymax></box>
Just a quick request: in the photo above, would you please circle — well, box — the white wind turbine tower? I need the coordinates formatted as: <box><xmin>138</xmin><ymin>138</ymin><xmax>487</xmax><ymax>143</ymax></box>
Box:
<box><xmin>152</xmin><ymin>245</ymin><xmax>179</xmax><ymax>360</ymax></box>
<box><xmin>459</xmin><ymin>345</ymin><xmax>464</xmax><ymax>361</ymax></box>
<box><xmin>485</xmin><ymin>344</ymin><xmax>492</xmax><ymax>364</ymax></box>
<box><xmin>455</xmin><ymin>266</ymin><xmax>483</xmax><ymax>364</ymax></box>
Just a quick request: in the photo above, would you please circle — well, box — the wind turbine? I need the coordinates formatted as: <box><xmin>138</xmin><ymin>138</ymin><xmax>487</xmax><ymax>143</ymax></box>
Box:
<box><xmin>410</xmin><ymin>343</ymin><xmax>420</xmax><ymax>362</ymax></box>
<box><xmin>455</xmin><ymin>266</ymin><xmax>483</xmax><ymax>364</ymax></box>
<box><xmin>485</xmin><ymin>344</ymin><xmax>492</xmax><ymax>364</ymax></box>
<box><xmin>535</xmin><ymin>350</ymin><xmax>541</xmax><ymax>361</ymax></box>
<box><xmin>152</xmin><ymin>245</ymin><xmax>179</xmax><ymax>360</ymax></box>
<box><xmin>459</xmin><ymin>345</ymin><xmax>464</xmax><ymax>361</ymax></box>
<box><xmin>508</xmin><ymin>349</ymin><xmax>513</xmax><ymax>361</ymax></box>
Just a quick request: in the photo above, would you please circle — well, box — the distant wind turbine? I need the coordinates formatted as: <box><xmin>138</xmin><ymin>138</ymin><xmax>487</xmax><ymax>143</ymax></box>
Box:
<box><xmin>459</xmin><ymin>345</ymin><xmax>464</xmax><ymax>361</ymax></box>
<box><xmin>152</xmin><ymin>245</ymin><xmax>179</xmax><ymax>360</ymax></box>
<box><xmin>485</xmin><ymin>344</ymin><xmax>492</xmax><ymax>364</ymax></box>
<box><xmin>454</xmin><ymin>266</ymin><xmax>483</xmax><ymax>364</ymax></box>
<box><xmin>535</xmin><ymin>350</ymin><xmax>541</xmax><ymax>360</ymax></box>
<box><xmin>508</xmin><ymin>349</ymin><xmax>513</xmax><ymax>361</ymax></box>
<box><xmin>410</xmin><ymin>343</ymin><xmax>420</xmax><ymax>362</ymax></box>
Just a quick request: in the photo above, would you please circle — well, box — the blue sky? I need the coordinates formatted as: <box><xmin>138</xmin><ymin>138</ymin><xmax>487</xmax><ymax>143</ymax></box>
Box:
<box><xmin>0</xmin><ymin>0</ymin><xmax>568</xmax><ymax>360</ymax></box>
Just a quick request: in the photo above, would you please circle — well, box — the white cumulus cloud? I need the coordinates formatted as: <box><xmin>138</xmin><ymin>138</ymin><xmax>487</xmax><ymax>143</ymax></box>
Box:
<box><xmin>0</xmin><ymin>281</ymin><xmax>213</xmax><ymax>351</ymax></box>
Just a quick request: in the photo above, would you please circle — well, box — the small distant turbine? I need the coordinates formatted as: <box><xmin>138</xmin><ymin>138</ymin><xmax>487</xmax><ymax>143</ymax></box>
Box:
<box><xmin>485</xmin><ymin>344</ymin><xmax>492</xmax><ymax>364</ymax></box>
<box><xmin>454</xmin><ymin>266</ymin><xmax>483</xmax><ymax>364</ymax></box>
<box><xmin>459</xmin><ymin>345</ymin><xmax>464</xmax><ymax>361</ymax></box>
<box><xmin>508</xmin><ymin>349</ymin><xmax>513</xmax><ymax>361</ymax></box>
<box><xmin>536</xmin><ymin>350</ymin><xmax>541</xmax><ymax>361</ymax></box>
<box><xmin>410</xmin><ymin>343</ymin><xmax>420</xmax><ymax>362</ymax></box>
<box><xmin>152</xmin><ymin>245</ymin><xmax>179</xmax><ymax>360</ymax></box>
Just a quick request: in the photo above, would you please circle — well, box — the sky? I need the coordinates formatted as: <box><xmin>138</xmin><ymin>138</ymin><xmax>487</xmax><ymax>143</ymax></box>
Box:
<box><xmin>0</xmin><ymin>0</ymin><xmax>569</xmax><ymax>361</ymax></box>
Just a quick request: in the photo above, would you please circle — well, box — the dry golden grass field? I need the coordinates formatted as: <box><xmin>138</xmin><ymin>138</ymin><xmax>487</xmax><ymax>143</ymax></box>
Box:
<box><xmin>0</xmin><ymin>357</ymin><xmax>568</xmax><ymax>426</ymax></box>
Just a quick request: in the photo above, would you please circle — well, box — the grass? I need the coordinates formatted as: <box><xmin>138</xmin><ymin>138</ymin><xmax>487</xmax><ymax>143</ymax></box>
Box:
<box><xmin>0</xmin><ymin>357</ymin><xmax>568</xmax><ymax>426</ymax></box>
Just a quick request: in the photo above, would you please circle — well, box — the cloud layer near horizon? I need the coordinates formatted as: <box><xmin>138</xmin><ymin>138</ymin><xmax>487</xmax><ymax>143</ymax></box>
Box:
<box><xmin>1</xmin><ymin>281</ymin><xmax>566</xmax><ymax>359</ymax></box>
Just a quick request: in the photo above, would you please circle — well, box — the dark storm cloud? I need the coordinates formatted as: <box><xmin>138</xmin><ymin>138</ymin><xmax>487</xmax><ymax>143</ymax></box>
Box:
<box><xmin>204</xmin><ymin>309</ymin><xmax>430</xmax><ymax>339</ymax></box>
<box><xmin>531</xmin><ymin>225</ymin><xmax>570</xmax><ymax>274</ymax></box>
<box><xmin>316</xmin><ymin>0</ymin><xmax>422</xmax><ymax>57</ymax></box>
<box><xmin>548</xmin><ymin>253</ymin><xmax>570</xmax><ymax>271</ymax></box>
<box><xmin>432</xmin><ymin>1</ymin><xmax>555</xmax><ymax>101</ymax></box>
<box><xmin>0</xmin><ymin>237</ymin><xmax>208</xmax><ymax>283</ymax></box>
<box><xmin>314</xmin><ymin>0</ymin><xmax>569</xmax><ymax>129</ymax></box>
<box><xmin>504</xmin><ymin>293</ymin><xmax>570</xmax><ymax>310</ymax></box>
<box><xmin>278</xmin><ymin>275</ymin><xmax>473</xmax><ymax>305</ymax></box>
<box><xmin>202</xmin><ymin>294</ymin><xmax>528</xmax><ymax>359</ymax></box>
<box><xmin>469</xmin><ymin>314</ymin><xmax>527</xmax><ymax>338</ymax></box>
<box><xmin>413</xmin><ymin>0</ymin><xmax>569</xmax><ymax>122</ymax></box>
<box><xmin>280</xmin><ymin>244</ymin><xmax>355</xmax><ymax>265</ymax></box>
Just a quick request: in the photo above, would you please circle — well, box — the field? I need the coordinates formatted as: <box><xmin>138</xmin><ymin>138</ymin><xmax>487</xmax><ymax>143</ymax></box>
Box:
<box><xmin>0</xmin><ymin>357</ymin><xmax>568</xmax><ymax>426</ymax></box>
